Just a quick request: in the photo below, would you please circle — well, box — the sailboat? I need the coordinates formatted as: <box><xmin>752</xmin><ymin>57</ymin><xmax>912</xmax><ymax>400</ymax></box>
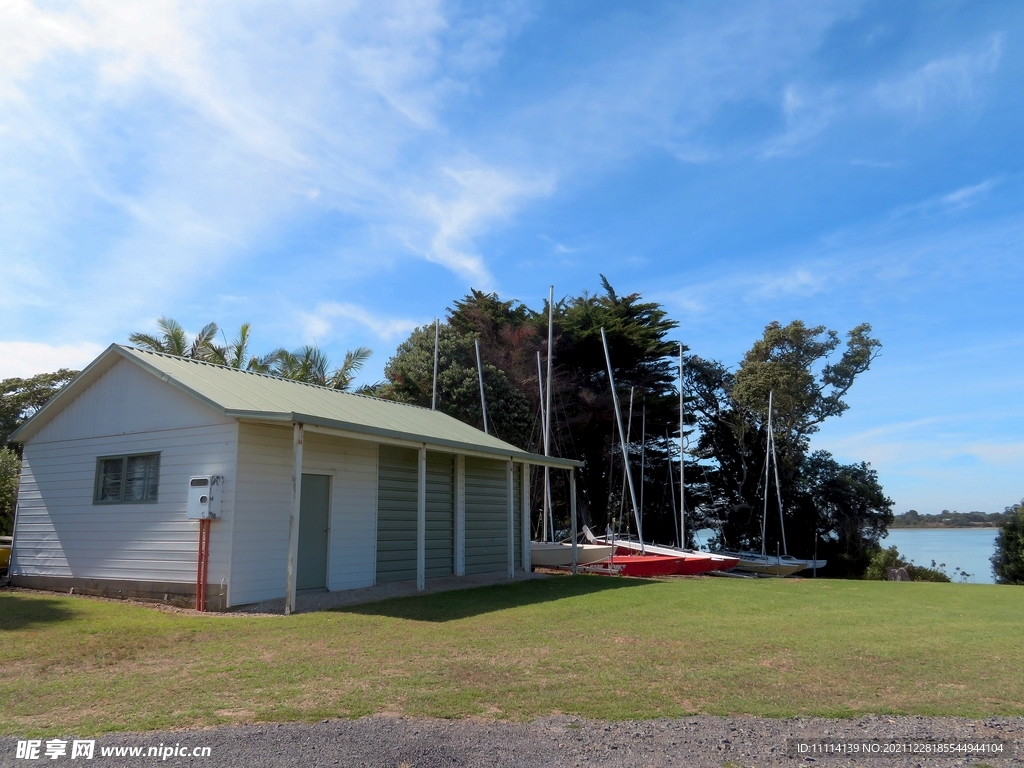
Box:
<box><xmin>715</xmin><ymin>391</ymin><xmax>825</xmax><ymax>576</ymax></box>
<box><xmin>596</xmin><ymin>344</ymin><xmax>738</xmax><ymax>575</ymax></box>
<box><xmin>585</xmin><ymin>328</ymin><xmax>700</xmax><ymax>577</ymax></box>
<box><xmin>527</xmin><ymin>287</ymin><xmax>614</xmax><ymax>570</ymax></box>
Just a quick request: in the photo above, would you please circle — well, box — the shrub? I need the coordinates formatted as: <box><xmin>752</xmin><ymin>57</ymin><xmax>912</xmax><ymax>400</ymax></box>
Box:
<box><xmin>865</xmin><ymin>545</ymin><xmax>950</xmax><ymax>582</ymax></box>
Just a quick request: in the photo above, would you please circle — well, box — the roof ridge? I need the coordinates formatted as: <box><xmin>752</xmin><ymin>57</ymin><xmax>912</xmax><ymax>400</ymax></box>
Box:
<box><xmin>119</xmin><ymin>345</ymin><xmax>435</xmax><ymax>412</ymax></box>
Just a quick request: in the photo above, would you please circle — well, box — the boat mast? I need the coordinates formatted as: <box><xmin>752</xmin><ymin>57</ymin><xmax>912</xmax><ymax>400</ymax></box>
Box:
<box><xmin>617</xmin><ymin>387</ymin><xmax>634</xmax><ymax>536</ymax></box>
<box><xmin>475</xmin><ymin>338</ymin><xmax>488</xmax><ymax>435</ymax></box>
<box><xmin>679</xmin><ymin>343</ymin><xmax>685</xmax><ymax>549</ymax></box>
<box><xmin>770</xmin><ymin>400</ymin><xmax>788</xmax><ymax>556</ymax></box>
<box><xmin>666</xmin><ymin>429</ymin><xmax>679</xmax><ymax>546</ymax></box>
<box><xmin>536</xmin><ymin>351</ymin><xmax>547</xmax><ymax>541</ymax></box>
<box><xmin>544</xmin><ymin>285</ymin><xmax>555</xmax><ymax>543</ymax></box>
<box><xmin>601</xmin><ymin>327</ymin><xmax>644</xmax><ymax>552</ymax></box>
<box><xmin>431</xmin><ymin>319</ymin><xmax>439</xmax><ymax>411</ymax></box>
<box><xmin>761</xmin><ymin>391</ymin><xmax>772</xmax><ymax>557</ymax></box>
<box><xmin>639</xmin><ymin>399</ymin><xmax>646</xmax><ymax>533</ymax></box>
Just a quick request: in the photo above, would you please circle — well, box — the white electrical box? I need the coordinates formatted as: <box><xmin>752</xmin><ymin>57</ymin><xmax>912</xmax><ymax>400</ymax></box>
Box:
<box><xmin>187</xmin><ymin>475</ymin><xmax>222</xmax><ymax>519</ymax></box>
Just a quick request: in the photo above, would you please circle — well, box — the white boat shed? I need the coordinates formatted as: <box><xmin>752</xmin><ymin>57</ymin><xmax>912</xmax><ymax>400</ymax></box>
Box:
<box><xmin>8</xmin><ymin>345</ymin><xmax>579</xmax><ymax>611</ymax></box>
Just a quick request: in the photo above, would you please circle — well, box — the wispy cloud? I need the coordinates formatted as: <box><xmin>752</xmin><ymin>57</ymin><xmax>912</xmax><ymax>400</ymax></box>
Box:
<box><xmin>412</xmin><ymin>165</ymin><xmax>556</xmax><ymax>285</ymax></box>
<box><xmin>874</xmin><ymin>34</ymin><xmax>1003</xmax><ymax>116</ymax></box>
<box><xmin>0</xmin><ymin>0</ymin><xmax>539</xmax><ymax>337</ymax></box>
<box><xmin>303</xmin><ymin>302</ymin><xmax>420</xmax><ymax>343</ymax></box>
<box><xmin>889</xmin><ymin>178</ymin><xmax>1000</xmax><ymax>221</ymax></box>
<box><xmin>762</xmin><ymin>84</ymin><xmax>837</xmax><ymax>158</ymax></box>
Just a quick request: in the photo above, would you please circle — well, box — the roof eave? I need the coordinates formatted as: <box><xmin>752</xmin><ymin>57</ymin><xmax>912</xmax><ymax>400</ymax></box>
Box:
<box><xmin>232</xmin><ymin>411</ymin><xmax>582</xmax><ymax>468</ymax></box>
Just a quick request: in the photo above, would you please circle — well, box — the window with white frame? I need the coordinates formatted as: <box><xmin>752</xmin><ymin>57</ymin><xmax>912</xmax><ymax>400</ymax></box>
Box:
<box><xmin>93</xmin><ymin>453</ymin><xmax>160</xmax><ymax>504</ymax></box>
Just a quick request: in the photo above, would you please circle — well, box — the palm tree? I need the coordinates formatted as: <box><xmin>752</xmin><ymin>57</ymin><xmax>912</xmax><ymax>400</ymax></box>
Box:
<box><xmin>274</xmin><ymin>345</ymin><xmax>372</xmax><ymax>391</ymax></box>
<box><xmin>129</xmin><ymin>317</ymin><xmax>220</xmax><ymax>361</ymax></box>
<box><xmin>211</xmin><ymin>323</ymin><xmax>281</xmax><ymax>373</ymax></box>
<box><xmin>130</xmin><ymin>318</ymin><xmax>371</xmax><ymax>391</ymax></box>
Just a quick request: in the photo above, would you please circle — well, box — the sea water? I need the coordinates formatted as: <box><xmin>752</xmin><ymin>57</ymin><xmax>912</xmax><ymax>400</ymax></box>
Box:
<box><xmin>881</xmin><ymin>528</ymin><xmax>999</xmax><ymax>584</ymax></box>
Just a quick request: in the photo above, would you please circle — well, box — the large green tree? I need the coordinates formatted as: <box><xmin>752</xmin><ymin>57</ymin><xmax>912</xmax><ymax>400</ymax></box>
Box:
<box><xmin>682</xmin><ymin>321</ymin><xmax>886</xmax><ymax>574</ymax></box>
<box><xmin>991</xmin><ymin>500</ymin><xmax>1024</xmax><ymax>585</ymax></box>
<box><xmin>2</xmin><ymin>369</ymin><xmax>78</xmax><ymax>536</ymax></box>
<box><xmin>379</xmin><ymin>278</ymin><xmax>683</xmax><ymax>540</ymax></box>
<box><xmin>1</xmin><ymin>370</ymin><xmax>79</xmax><ymax>446</ymax></box>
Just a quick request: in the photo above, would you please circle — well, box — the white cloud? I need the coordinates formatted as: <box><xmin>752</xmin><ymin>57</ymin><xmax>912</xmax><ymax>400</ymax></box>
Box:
<box><xmin>663</xmin><ymin>265</ymin><xmax>831</xmax><ymax>317</ymax></box>
<box><xmin>0</xmin><ymin>0</ymin><xmax>544</xmax><ymax>339</ymax></box>
<box><xmin>413</xmin><ymin>165</ymin><xmax>556</xmax><ymax>285</ymax></box>
<box><xmin>888</xmin><ymin>178</ymin><xmax>1000</xmax><ymax>222</ymax></box>
<box><xmin>303</xmin><ymin>303</ymin><xmax>420</xmax><ymax>342</ymax></box>
<box><xmin>941</xmin><ymin>179</ymin><xmax>998</xmax><ymax>210</ymax></box>
<box><xmin>874</xmin><ymin>34</ymin><xmax>1003</xmax><ymax>115</ymax></box>
<box><xmin>762</xmin><ymin>84</ymin><xmax>837</xmax><ymax>158</ymax></box>
<box><xmin>0</xmin><ymin>341</ymin><xmax>105</xmax><ymax>378</ymax></box>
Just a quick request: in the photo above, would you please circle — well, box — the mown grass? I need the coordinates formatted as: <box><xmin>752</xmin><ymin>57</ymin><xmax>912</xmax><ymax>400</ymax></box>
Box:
<box><xmin>1</xmin><ymin>576</ymin><xmax>1022</xmax><ymax>736</ymax></box>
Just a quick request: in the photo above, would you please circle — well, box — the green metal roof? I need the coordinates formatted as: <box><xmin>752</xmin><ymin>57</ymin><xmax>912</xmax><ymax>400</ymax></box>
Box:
<box><xmin>12</xmin><ymin>345</ymin><xmax>580</xmax><ymax>468</ymax></box>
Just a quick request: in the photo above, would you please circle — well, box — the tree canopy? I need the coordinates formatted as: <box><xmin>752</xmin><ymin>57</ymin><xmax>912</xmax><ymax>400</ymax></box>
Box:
<box><xmin>381</xmin><ymin>289</ymin><xmax>887</xmax><ymax>575</ymax></box>
<box><xmin>1</xmin><ymin>369</ymin><xmax>78</xmax><ymax>536</ymax></box>
<box><xmin>377</xmin><ymin>278</ymin><xmax>684</xmax><ymax>540</ymax></box>
<box><xmin>681</xmin><ymin>320</ymin><xmax>887</xmax><ymax>574</ymax></box>
<box><xmin>1</xmin><ymin>369</ymin><xmax>79</xmax><ymax>446</ymax></box>
<box><xmin>991</xmin><ymin>500</ymin><xmax>1024</xmax><ymax>585</ymax></box>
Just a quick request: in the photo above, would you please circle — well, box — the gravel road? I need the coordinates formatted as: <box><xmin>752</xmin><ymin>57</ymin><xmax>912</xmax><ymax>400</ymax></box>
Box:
<box><xmin>3</xmin><ymin>716</ymin><xmax>1020</xmax><ymax>768</ymax></box>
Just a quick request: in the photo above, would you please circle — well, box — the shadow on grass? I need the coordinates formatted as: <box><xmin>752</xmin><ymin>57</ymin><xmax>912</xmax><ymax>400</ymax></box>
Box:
<box><xmin>0</xmin><ymin>593</ymin><xmax>77</xmax><ymax>631</ymax></box>
<box><xmin>334</xmin><ymin>575</ymin><xmax>655</xmax><ymax>622</ymax></box>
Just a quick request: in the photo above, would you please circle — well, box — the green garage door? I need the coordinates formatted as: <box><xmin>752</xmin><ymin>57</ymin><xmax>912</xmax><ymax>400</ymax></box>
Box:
<box><xmin>376</xmin><ymin>445</ymin><xmax>417</xmax><ymax>583</ymax></box>
<box><xmin>426</xmin><ymin>453</ymin><xmax>454</xmax><ymax>578</ymax></box>
<box><xmin>465</xmin><ymin>457</ymin><xmax>508</xmax><ymax>575</ymax></box>
<box><xmin>512</xmin><ymin>462</ymin><xmax>523</xmax><ymax>570</ymax></box>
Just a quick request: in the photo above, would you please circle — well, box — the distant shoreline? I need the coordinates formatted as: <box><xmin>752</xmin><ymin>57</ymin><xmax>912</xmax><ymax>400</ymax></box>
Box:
<box><xmin>888</xmin><ymin>524</ymin><xmax>999</xmax><ymax>530</ymax></box>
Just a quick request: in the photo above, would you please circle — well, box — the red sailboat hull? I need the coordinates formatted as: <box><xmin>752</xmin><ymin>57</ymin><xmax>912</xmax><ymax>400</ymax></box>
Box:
<box><xmin>609</xmin><ymin>554</ymin><xmax>689</xmax><ymax>577</ymax></box>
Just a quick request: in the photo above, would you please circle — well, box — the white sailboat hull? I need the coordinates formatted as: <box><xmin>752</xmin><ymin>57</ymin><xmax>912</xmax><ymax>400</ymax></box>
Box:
<box><xmin>717</xmin><ymin>550</ymin><xmax>808</xmax><ymax>576</ymax></box>
<box><xmin>530</xmin><ymin>542</ymin><xmax>614</xmax><ymax>567</ymax></box>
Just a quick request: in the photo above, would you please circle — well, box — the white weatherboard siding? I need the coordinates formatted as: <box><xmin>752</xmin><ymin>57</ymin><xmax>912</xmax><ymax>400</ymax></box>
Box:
<box><xmin>305</xmin><ymin>432</ymin><xmax>378</xmax><ymax>592</ymax></box>
<box><xmin>12</xmin><ymin>424</ymin><xmax>237</xmax><ymax>586</ymax></box>
<box><xmin>231</xmin><ymin>423</ymin><xmax>293</xmax><ymax>606</ymax></box>
<box><xmin>230</xmin><ymin>424</ymin><xmax>379</xmax><ymax>606</ymax></box>
<box><xmin>32</xmin><ymin>358</ymin><xmax>234</xmax><ymax>442</ymax></box>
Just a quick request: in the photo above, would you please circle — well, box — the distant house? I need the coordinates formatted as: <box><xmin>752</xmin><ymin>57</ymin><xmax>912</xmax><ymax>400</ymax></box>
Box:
<box><xmin>8</xmin><ymin>345</ymin><xmax>576</xmax><ymax>610</ymax></box>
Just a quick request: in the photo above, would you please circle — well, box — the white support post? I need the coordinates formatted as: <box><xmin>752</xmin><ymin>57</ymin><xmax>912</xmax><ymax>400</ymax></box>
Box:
<box><xmin>520</xmin><ymin>462</ymin><xmax>531</xmax><ymax>572</ymax></box>
<box><xmin>570</xmin><ymin>467</ymin><xmax>578</xmax><ymax>575</ymax></box>
<box><xmin>417</xmin><ymin>445</ymin><xmax>427</xmax><ymax>591</ymax></box>
<box><xmin>507</xmin><ymin>459</ymin><xmax>515</xmax><ymax>580</ymax></box>
<box><xmin>285</xmin><ymin>422</ymin><xmax>304</xmax><ymax>615</ymax></box>
<box><xmin>455</xmin><ymin>455</ymin><xmax>466</xmax><ymax>576</ymax></box>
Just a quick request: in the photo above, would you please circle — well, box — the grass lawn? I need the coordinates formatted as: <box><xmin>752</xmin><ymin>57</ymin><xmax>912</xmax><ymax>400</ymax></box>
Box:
<box><xmin>2</xmin><ymin>576</ymin><xmax>1022</xmax><ymax>736</ymax></box>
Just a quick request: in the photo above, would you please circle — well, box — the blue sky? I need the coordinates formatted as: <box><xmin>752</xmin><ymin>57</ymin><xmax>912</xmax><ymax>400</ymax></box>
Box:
<box><xmin>2</xmin><ymin>1</ymin><xmax>1022</xmax><ymax>514</ymax></box>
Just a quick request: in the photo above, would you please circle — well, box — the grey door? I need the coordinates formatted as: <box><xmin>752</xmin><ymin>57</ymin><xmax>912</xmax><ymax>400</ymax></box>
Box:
<box><xmin>298</xmin><ymin>474</ymin><xmax>330</xmax><ymax>590</ymax></box>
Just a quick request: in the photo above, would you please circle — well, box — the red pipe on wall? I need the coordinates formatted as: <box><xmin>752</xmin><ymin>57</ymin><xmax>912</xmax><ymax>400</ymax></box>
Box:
<box><xmin>196</xmin><ymin>518</ymin><xmax>211</xmax><ymax>612</ymax></box>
